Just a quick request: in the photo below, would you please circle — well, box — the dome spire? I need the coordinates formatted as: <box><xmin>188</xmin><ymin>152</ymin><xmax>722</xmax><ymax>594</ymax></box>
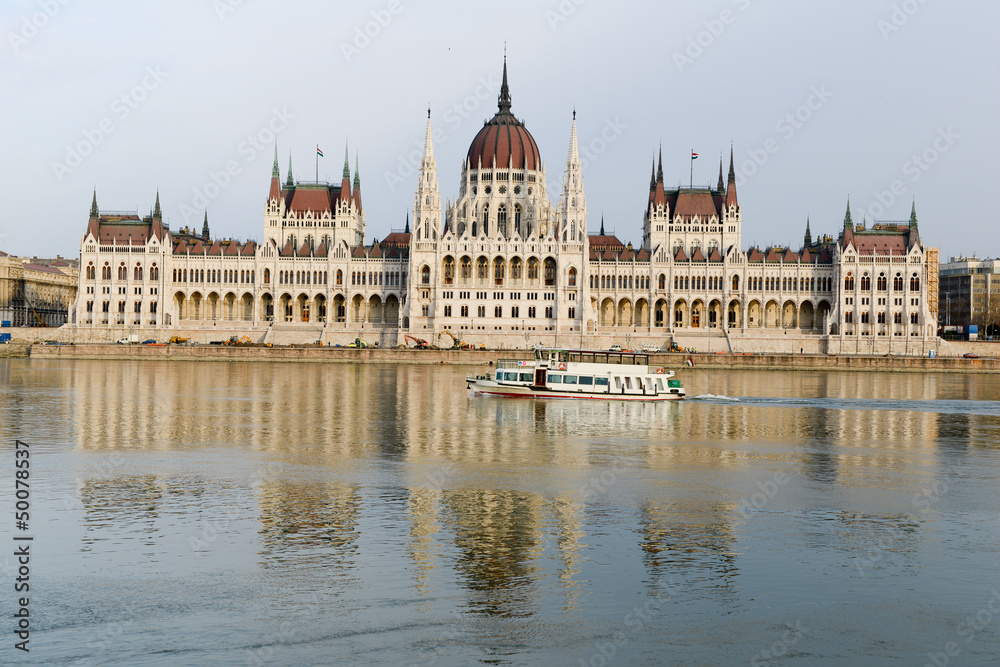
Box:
<box><xmin>498</xmin><ymin>51</ymin><xmax>512</xmax><ymax>114</ymax></box>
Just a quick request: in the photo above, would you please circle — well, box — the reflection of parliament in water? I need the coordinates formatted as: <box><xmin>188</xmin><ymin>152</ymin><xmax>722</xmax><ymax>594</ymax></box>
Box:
<box><xmin>73</xmin><ymin>363</ymin><xmax>990</xmax><ymax>610</ymax></box>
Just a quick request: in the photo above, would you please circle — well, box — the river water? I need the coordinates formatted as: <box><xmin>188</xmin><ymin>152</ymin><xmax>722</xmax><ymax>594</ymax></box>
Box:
<box><xmin>2</xmin><ymin>359</ymin><xmax>1000</xmax><ymax>666</ymax></box>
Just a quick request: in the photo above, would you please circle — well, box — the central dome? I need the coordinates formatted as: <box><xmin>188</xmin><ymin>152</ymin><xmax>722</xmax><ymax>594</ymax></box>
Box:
<box><xmin>466</xmin><ymin>61</ymin><xmax>541</xmax><ymax>171</ymax></box>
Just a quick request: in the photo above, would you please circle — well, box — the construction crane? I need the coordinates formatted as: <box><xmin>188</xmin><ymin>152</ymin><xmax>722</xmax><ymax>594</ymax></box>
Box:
<box><xmin>403</xmin><ymin>334</ymin><xmax>431</xmax><ymax>349</ymax></box>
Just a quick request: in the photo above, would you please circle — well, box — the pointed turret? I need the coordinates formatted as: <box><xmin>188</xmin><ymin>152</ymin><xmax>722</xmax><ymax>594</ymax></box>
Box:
<box><xmin>600</xmin><ymin>215</ymin><xmax>605</xmax><ymax>236</ymax></box>
<box><xmin>286</xmin><ymin>153</ymin><xmax>294</xmax><ymax>187</ymax></box>
<box><xmin>649</xmin><ymin>159</ymin><xmax>656</xmax><ymax>190</ymax></box>
<box><xmin>269</xmin><ymin>144</ymin><xmax>281</xmax><ymax>201</ymax></box>
<box><xmin>909</xmin><ymin>199</ymin><xmax>918</xmax><ymax>229</ymax></box>
<box><xmin>804</xmin><ymin>217</ymin><xmax>812</xmax><ymax>248</ymax></box>
<box><xmin>90</xmin><ymin>190</ymin><xmax>99</xmax><ymax>219</ymax></box>
<box><xmin>413</xmin><ymin>111</ymin><xmax>442</xmax><ymax>239</ymax></box>
<box><xmin>557</xmin><ymin>110</ymin><xmax>586</xmax><ymax>242</ymax></box>
<box><xmin>498</xmin><ymin>52</ymin><xmax>512</xmax><ymax>114</ymax></box>
<box><xmin>352</xmin><ymin>153</ymin><xmax>362</xmax><ymax>211</ymax></box>
<box><xmin>202</xmin><ymin>212</ymin><xmax>210</xmax><ymax>241</ymax></box>
<box><xmin>404</xmin><ymin>212</ymin><xmax>410</xmax><ymax>234</ymax></box>
<box><xmin>153</xmin><ymin>191</ymin><xmax>162</xmax><ymax>220</ymax></box>
<box><xmin>725</xmin><ymin>146</ymin><xmax>738</xmax><ymax>207</ymax></box>
<box><xmin>340</xmin><ymin>142</ymin><xmax>352</xmax><ymax>204</ymax></box>
<box><xmin>844</xmin><ymin>198</ymin><xmax>853</xmax><ymax>230</ymax></box>
<box><xmin>653</xmin><ymin>146</ymin><xmax>665</xmax><ymax>207</ymax></box>
<box><xmin>717</xmin><ymin>156</ymin><xmax>725</xmax><ymax>192</ymax></box>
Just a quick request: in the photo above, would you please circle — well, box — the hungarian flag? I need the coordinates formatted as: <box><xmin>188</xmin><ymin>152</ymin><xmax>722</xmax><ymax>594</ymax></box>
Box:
<box><xmin>316</xmin><ymin>147</ymin><xmax>324</xmax><ymax>157</ymax></box>
<box><xmin>691</xmin><ymin>152</ymin><xmax>699</xmax><ymax>159</ymax></box>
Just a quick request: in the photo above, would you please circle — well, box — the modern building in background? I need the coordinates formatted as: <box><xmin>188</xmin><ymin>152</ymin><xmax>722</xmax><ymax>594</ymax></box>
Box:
<box><xmin>939</xmin><ymin>256</ymin><xmax>1000</xmax><ymax>335</ymax></box>
<box><xmin>67</xmin><ymin>60</ymin><xmax>939</xmax><ymax>354</ymax></box>
<box><xmin>0</xmin><ymin>251</ymin><xmax>78</xmax><ymax>327</ymax></box>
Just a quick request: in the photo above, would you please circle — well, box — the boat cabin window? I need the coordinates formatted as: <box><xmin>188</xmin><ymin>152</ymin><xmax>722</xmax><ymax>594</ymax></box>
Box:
<box><xmin>624</xmin><ymin>377</ymin><xmax>632</xmax><ymax>389</ymax></box>
<box><xmin>579</xmin><ymin>376</ymin><xmax>594</xmax><ymax>386</ymax></box>
<box><xmin>594</xmin><ymin>353</ymin><xmax>608</xmax><ymax>364</ymax></box>
<box><xmin>581</xmin><ymin>353</ymin><xmax>596</xmax><ymax>364</ymax></box>
<box><xmin>548</xmin><ymin>374</ymin><xmax>563</xmax><ymax>384</ymax></box>
<box><xmin>569</xmin><ymin>352</ymin><xmax>581</xmax><ymax>363</ymax></box>
<box><xmin>621</xmin><ymin>354</ymin><xmax>635</xmax><ymax>365</ymax></box>
<box><xmin>563</xmin><ymin>375</ymin><xmax>578</xmax><ymax>385</ymax></box>
<box><xmin>519</xmin><ymin>372</ymin><xmax>533</xmax><ymax>382</ymax></box>
<box><xmin>595</xmin><ymin>377</ymin><xmax>609</xmax><ymax>387</ymax></box>
<box><xmin>656</xmin><ymin>379</ymin><xmax>664</xmax><ymax>391</ymax></box>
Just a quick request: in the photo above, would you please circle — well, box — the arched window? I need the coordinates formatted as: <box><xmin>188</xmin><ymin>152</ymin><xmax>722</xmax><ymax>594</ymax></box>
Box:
<box><xmin>86</xmin><ymin>263</ymin><xmax>95</xmax><ymax>280</ymax></box>
<box><xmin>844</xmin><ymin>272</ymin><xmax>855</xmax><ymax>291</ymax></box>
<box><xmin>477</xmin><ymin>257</ymin><xmax>488</xmax><ymax>280</ymax></box>
<box><xmin>134</xmin><ymin>265</ymin><xmax>142</xmax><ymax>281</ymax></box>
<box><xmin>263</xmin><ymin>268</ymin><xmax>270</xmax><ymax>285</ymax></box>
<box><xmin>493</xmin><ymin>257</ymin><xmax>505</xmax><ymax>285</ymax></box>
<box><xmin>860</xmin><ymin>273</ymin><xmax>871</xmax><ymax>291</ymax></box>
<box><xmin>117</xmin><ymin>264</ymin><xmax>127</xmax><ymax>280</ymax></box>
<box><xmin>910</xmin><ymin>274</ymin><xmax>920</xmax><ymax>291</ymax></box>
<box><xmin>102</xmin><ymin>263</ymin><xmax>111</xmax><ymax>280</ymax></box>
<box><xmin>460</xmin><ymin>256</ymin><xmax>472</xmax><ymax>280</ymax></box>
<box><xmin>421</xmin><ymin>265</ymin><xmax>431</xmax><ymax>285</ymax></box>
<box><xmin>877</xmin><ymin>273</ymin><xmax>887</xmax><ymax>291</ymax></box>
<box><xmin>894</xmin><ymin>273</ymin><xmax>903</xmax><ymax>291</ymax></box>
<box><xmin>482</xmin><ymin>204</ymin><xmax>489</xmax><ymax>235</ymax></box>
<box><xmin>510</xmin><ymin>257</ymin><xmax>523</xmax><ymax>281</ymax></box>
<box><xmin>568</xmin><ymin>267</ymin><xmax>577</xmax><ymax>287</ymax></box>
<box><xmin>659</xmin><ymin>274</ymin><xmax>666</xmax><ymax>290</ymax></box>
<box><xmin>731</xmin><ymin>274</ymin><xmax>740</xmax><ymax>291</ymax></box>
<box><xmin>514</xmin><ymin>205</ymin><xmax>522</xmax><ymax>234</ymax></box>
<box><xmin>497</xmin><ymin>205</ymin><xmax>507</xmax><ymax>236</ymax></box>
<box><xmin>544</xmin><ymin>258</ymin><xmax>557</xmax><ymax>286</ymax></box>
<box><xmin>527</xmin><ymin>258</ymin><xmax>539</xmax><ymax>282</ymax></box>
<box><xmin>443</xmin><ymin>257</ymin><xmax>455</xmax><ymax>284</ymax></box>
<box><xmin>336</xmin><ymin>269</ymin><xmax>343</xmax><ymax>286</ymax></box>
<box><xmin>150</xmin><ymin>264</ymin><xmax>158</xmax><ymax>281</ymax></box>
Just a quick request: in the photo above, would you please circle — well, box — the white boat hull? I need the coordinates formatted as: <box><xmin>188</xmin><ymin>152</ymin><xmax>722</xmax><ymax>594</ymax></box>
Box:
<box><xmin>466</xmin><ymin>377</ymin><xmax>685</xmax><ymax>401</ymax></box>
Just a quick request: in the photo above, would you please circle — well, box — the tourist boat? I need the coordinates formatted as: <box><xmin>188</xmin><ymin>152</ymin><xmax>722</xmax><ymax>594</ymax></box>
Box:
<box><xmin>467</xmin><ymin>348</ymin><xmax>685</xmax><ymax>401</ymax></box>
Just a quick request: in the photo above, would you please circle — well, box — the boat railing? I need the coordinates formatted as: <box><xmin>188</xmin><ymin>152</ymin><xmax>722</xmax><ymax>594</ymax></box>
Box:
<box><xmin>497</xmin><ymin>359</ymin><xmax>530</xmax><ymax>370</ymax></box>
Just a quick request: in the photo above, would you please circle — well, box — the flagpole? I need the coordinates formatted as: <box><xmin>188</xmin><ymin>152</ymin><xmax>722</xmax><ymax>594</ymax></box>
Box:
<box><xmin>316</xmin><ymin>144</ymin><xmax>319</xmax><ymax>183</ymax></box>
<box><xmin>690</xmin><ymin>149</ymin><xmax>693</xmax><ymax>189</ymax></box>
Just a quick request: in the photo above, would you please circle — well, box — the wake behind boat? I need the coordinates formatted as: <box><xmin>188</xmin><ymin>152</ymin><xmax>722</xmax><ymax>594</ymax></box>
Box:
<box><xmin>467</xmin><ymin>348</ymin><xmax>685</xmax><ymax>401</ymax></box>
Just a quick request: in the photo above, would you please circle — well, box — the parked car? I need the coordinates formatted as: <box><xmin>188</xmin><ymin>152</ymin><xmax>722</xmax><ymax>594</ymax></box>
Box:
<box><xmin>963</xmin><ymin>352</ymin><xmax>979</xmax><ymax>359</ymax></box>
<box><xmin>141</xmin><ymin>339</ymin><xmax>156</xmax><ymax>345</ymax></box>
<box><xmin>609</xmin><ymin>344</ymin><xmax>623</xmax><ymax>352</ymax></box>
<box><xmin>641</xmin><ymin>344</ymin><xmax>660</xmax><ymax>353</ymax></box>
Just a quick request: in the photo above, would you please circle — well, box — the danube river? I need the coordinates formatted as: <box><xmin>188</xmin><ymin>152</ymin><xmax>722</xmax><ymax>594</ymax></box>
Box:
<box><xmin>2</xmin><ymin>359</ymin><xmax>1000</xmax><ymax>665</ymax></box>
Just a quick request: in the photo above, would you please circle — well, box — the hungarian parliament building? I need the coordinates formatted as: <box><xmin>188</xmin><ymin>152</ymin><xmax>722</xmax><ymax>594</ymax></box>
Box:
<box><xmin>71</xmin><ymin>60</ymin><xmax>938</xmax><ymax>354</ymax></box>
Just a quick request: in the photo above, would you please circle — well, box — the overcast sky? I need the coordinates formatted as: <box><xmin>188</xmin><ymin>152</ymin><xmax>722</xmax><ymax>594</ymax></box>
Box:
<box><xmin>2</xmin><ymin>0</ymin><xmax>996</xmax><ymax>262</ymax></box>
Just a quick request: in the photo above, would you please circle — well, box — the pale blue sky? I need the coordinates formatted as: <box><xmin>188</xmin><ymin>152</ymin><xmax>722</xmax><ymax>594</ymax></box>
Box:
<box><xmin>1</xmin><ymin>0</ymin><xmax>996</xmax><ymax>261</ymax></box>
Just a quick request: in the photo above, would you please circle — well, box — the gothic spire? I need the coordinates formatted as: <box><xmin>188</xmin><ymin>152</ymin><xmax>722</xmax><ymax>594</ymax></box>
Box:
<box><xmin>405</xmin><ymin>212</ymin><xmax>410</xmax><ymax>234</ymax></box>
<box><xmin>650</xmin><ymin>159</ymin><xmax>656</xmax><ymax>190</ymax></box>
<box><xmin>600</xmin><ymin>214</ymin><xmax>605</xmax><ymax>236</ymax></box>
<box><xmin>342</xmin><ymin>142</ymin><xmax>351</xmax><ymax>180</ymax></box>
<box><xmin>286</xmin><ymin>153</ymin><xmax>294</xmax><ymax>187</ymax></box>
<box><xmin>909</xmin><ymin>199</ymin><xmax>918</xmax><ymax>229</ymax></box>
<box><xmin>353</xmin><ymin>152</ymin><xmax>361</xmax><ymax>189</ymax></box>
<box><xmin>272</xmin><ymin>143</ymin><xmax>280</xmax><ymax>179</ymax></box>
<box><xmin>844</xmin><ymin>198</ymin><xmax>853</xmax><ymax>230</ymax></box>
<box><xmin>498</xmin><ymin>52</ymin><xmax>512</xmax><ymax>114</ymax></box>
<box><xmin>656</xmin><ymin>145</ymin><xmax>663</xmax><ymax>184</ymax></box>
<box><xmin>717</xmin><ymin>155</ymin><xmax>725</xmax><ymax>191</ymax></box>
<box><xmin>153</xmin><ymin>190</ymin><xmax>162</xmax><ymax>220</ymax></box>
<box><xmin>90</xmin><ymin>189</ymin><xmax>99</xmax><ymax>219</ymax></box>
<box><xmin>202</xmin><ymin>211</ymin><xmax>210</xmax><ymax>241</ymax></box>
<box><xmin>728</xmin><ymin>145</ymin><xmax>736</xmax><ymax>183</ymax></box>
<box><xmin>804</xmin><ymin>217</ymin><xmax>812</xmax><ymax>247</ymax></box>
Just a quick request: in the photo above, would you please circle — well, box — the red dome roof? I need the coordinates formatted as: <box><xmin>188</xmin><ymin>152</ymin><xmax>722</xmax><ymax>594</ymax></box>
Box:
<box><xmin>466</xmin><ymin>61</ymin><xmax>541</xmax><ymax>171</ymax></box>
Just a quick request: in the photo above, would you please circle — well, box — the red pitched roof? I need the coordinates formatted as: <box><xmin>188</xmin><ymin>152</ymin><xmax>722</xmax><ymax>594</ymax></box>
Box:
<box><xmin>783</xmin><ymin>248</ymin><xmax>797</xmax><ymax>263</ymax></box>
<box><xmin>690</xmin><ymin>247</ymin><xmax>706</xmax><ymax>261</ymax></box>
<box><xmin>381</xmin><ymin>232</ymin><xmax>411</xmax><ymax>248</ymax></box>
<box><xmin>674</xmin><ymin>247</ymin><xmax>688</xmax><ymax>261</ymax></box>
<box><xmin>708</xmin><ymin>247</ymin><xmax>722</xmax><ymax>262</ymax></box>
<box><xmin>279</xmin><ymin>241</ymin><xmax>294</xmax><ymax>257</ymax></box>
<box><xmin>22</xmin><ymin>263</ymin><xmax>65</xmax><ymax>275</ymax></box>
<box><xmin>297</xmin><ymin>242</ymin><xmax>311</xmax><ymax>257</ymax></box>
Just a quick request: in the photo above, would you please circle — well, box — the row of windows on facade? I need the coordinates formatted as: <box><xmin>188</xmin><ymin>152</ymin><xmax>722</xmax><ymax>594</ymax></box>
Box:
<box><xmin>429</xmin><ymin>304</ymin><xmax>569</xmax><ymax>319</ymax></box>
<box><xmin>844</xmin><ymin>272</ymin><xmax>920</xmax><ymax>292</ymax></box>
<box><xmin>171</xmin><ymin>268</ymin><xmax>256</xmax><ymax>284</ymax></box>
<box><xmin>85</xmin><ymin>300</ymin><xmax>157</xmax><ymax>314</ymax></box>
<box><xmin>429</xmin><ymin>257</ymin><xmax>563</xmax><ymax>285</ymax></box>
<box><xmin>844</xmin><ymin>311</ymin><xmax>920</xmax><ymax>324</ymax></box>
<box><xmin>86</xmin><ymin>263</ymin><xmax>159</xmax><ymax>281</ymax></box>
